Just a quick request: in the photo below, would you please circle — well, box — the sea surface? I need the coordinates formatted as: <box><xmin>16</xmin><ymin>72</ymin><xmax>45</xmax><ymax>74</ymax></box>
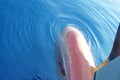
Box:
<box><xmin>0</xmin><ymin>0</ymin><xmax>120</xmax><ymax>80</ymax></box>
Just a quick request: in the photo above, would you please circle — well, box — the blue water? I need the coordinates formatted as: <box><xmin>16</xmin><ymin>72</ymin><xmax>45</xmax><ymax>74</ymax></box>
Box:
<box><xmin>0</xmin><ymin>0</ymin><xmax>120</xmax><ymax>80</ymax></box>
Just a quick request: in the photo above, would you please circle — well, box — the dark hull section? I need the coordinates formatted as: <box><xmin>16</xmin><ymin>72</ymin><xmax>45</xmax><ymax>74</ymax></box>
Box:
<box><xmin>109</xmin><ymin>24</ymin><xmax>120</xmax><ymax>61</ymax></box>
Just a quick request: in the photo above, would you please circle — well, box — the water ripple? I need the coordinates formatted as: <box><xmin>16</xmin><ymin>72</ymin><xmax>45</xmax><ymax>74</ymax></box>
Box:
<box><xmin>1</xmin><ymin>0</ymin><xmax>120</xmax><ymax>79</ymax></box>
<box><xmin>48</xmin><ymin>0</ymin><xmax>120</xmax><ymax>66</ymax></box>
